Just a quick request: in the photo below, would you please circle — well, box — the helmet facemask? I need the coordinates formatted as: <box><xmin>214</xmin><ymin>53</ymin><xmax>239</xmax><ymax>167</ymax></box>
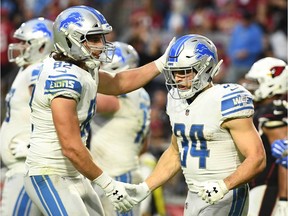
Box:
<box><xmin>8</xmin><ymin>38</ymin><xmax>50</xmax><ymax>67</ymax></box>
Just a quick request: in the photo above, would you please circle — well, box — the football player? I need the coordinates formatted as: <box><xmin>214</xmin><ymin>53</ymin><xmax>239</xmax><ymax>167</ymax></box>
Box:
<box><xmin>23</xmin><ymin>5</ymin><xmax>174</xmax><ymax>215</ymax></box>
<box><xmin>243</xmin><ymin>57</ymin><xmax>288</xmax><ymax>216</ymax></box>
<box><xmin>122</xmin><ymin>34</ymin><xmax>266</xmax><ymax>215</ymax></box>
<box><xmin>90</xmin><ymin>41</ymin><xmax>151</xmax><ymax>216</ymax></box>
<box><xmin>0</xmin><ymin>17</ymin><xmax>54</xmax><ymax>215</ymax></box>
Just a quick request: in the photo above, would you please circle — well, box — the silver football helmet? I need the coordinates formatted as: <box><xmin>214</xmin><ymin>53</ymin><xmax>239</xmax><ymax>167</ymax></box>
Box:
<box><xmin>101</xmin><ymin>41</ymin><xmax>139</xmax><ymax>73</ymax></box>
<box><xmin>53</xmin><ymin>5</ymin><xmax>115</xmax><ymax>65</ymax></box>
<box><xmin>163</xmin><ymin>34</ymin><xmax>222</xmax><ymax>99</ymax></box>
<box><xmin>245</xmin><ymin>57</ymin><xmax>288</xmax><ymax>102</ymax></box>
<box><xmin>8</xmin><ymin>17</ymin><xmax>53</xmax><ymax>67</ymax></box>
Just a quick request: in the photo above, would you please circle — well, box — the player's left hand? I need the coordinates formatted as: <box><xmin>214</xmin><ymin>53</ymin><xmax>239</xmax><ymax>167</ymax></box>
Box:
<box><xmin>198</xmin><ymin>180</ymin><xmax>229</xmax><ymax>204</ymax></box>
<box><xmin>154</xmin><ymin>37</ymin><xmax>176</xmax><ymax>73</ymax></box>
<box><xmin>272</xmin><ymin>200</ymin><xmax>288</xmax><ymax>216</ymax></box>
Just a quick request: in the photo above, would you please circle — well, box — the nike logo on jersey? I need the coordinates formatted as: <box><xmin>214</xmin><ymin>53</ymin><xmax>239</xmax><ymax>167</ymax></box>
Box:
<box><xmin>230</xmin><ymin>86</ymin><xmax>238</xmax><ymax>91</ymax></box>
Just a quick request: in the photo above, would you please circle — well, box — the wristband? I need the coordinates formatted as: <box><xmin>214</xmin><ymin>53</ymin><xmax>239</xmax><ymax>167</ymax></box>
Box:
<box><xmin>92</xmin><ymin>172</ymin><xmax>112</xmax><ymax>189</ymax></box>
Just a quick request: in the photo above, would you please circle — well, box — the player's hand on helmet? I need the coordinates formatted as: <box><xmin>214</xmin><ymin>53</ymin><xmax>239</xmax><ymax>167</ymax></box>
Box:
<box><xmin>123</xmin><ymin>182</ymin><xmax>151</xmax><ymax>204</ymax></box>
<box><xmin>198</xmin><ymin>180</ymin><xmax>229</xmax><ymax>204</ymax></box>
<box><xmin>273</xmin><ymin>200</ymin><xmax>288</xmax><ymax>216</ymax></box>
<box><xmin>92</xmin><ymin>172</ymin><xmax>134</xmax><ymax>212</ymax></box>
<box><xmin>154</xmin><ymin>37</ymin><xmax>176</xmax><ymax>73</ymax></box>
<box><xmin>9</xmin><ymin>142</ymin><xmax>29</xmax><ymax>159</ymax></box>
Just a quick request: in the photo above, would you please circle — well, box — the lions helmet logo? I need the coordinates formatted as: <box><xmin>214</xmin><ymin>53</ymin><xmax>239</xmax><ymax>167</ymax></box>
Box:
<box><xmin>59</xmin><ymin>12</ymin><xmax>84</xmax><ymax>31</ymax></box>
<box><xmin>195</xmin><ymin>43</ymin><xmax>216</xmax><ymax>61</ymax></box>
<box><xmin>33</xmin><ymin>23</ymin><xmax>52</xmax><ymax>38</ymax></box>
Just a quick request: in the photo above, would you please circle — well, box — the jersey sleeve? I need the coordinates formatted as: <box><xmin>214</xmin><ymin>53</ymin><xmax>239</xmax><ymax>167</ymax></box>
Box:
<box><xmin>220</xmin><ymin>84</ymin><xmax>254</xmax><ymax>123</ymax></box>
<box><xmin>44</xmin><ymin>73</ymin><xmax>82</xmax><ymax>103</ymax></box>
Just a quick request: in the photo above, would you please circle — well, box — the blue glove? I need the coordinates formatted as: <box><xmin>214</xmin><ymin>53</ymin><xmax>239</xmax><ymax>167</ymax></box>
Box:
<box><xmin>271</xmin><ymin>139</ymin><xmax>288</xmax><ymax>169</ymax></box>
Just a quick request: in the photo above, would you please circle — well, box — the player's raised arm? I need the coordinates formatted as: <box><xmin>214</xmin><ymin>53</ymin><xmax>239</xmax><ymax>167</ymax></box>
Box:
<box><xmin>98</xmin><ymin>38</ymin><xmax>176</xmax><ymax>95</ymax></box>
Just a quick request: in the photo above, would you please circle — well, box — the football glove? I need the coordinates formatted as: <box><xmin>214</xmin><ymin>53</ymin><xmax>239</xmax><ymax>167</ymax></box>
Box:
<box><xmin>154</xmin><ymin>37</ymin><xmax>176</xmax><ymax>73</ymax></box>
<box><xmin>272</xmin><ymin>200</ymin><xmax>288</xmax><ymax>216</ymax></box>
<box><xmin>271</xmin><ymin>139</ymin><xmax>288</xmax><ymax>168</ymax></box>
<box><xmin>271</xmin><ymin>139</ymin><xmax>288</xmax><ymax>158</ymax></box>
<box><xmin>198</xmin><ymin>180</ymin><xmax>229</xmax><ymax>204</ymax></box>
<box><xmin>92</xmin><ymin>172</ymin><xmax>134</xmax><ymax>212</ymax></box>
<box><xmin>124</xmin><ymin>182</ymin><xmax>151</xmax><ymax>204</ymax></box>
<box><xmin>9</xmin><ymin>142</ymin><xmax>29</xmax><ymax>159</ymax></box>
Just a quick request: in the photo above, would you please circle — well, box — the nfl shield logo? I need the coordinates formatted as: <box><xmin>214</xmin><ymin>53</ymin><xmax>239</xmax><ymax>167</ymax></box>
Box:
<box><xmin>185</xmin><ymin>109</ymin><xmax>190</xmax><ymax>116</ymax></box>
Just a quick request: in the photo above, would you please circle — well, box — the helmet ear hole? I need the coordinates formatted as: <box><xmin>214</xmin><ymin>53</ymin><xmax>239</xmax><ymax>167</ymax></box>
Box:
<box><xmin>39</xmin><ymin>43</ymin><xmax>45</xmax><ymax>52</ymax></box>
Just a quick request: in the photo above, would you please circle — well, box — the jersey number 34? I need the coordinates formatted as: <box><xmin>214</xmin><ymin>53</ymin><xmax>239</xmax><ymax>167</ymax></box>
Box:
<box><xmin>174</xmin><ymin>123</ymin><xmax>210</xmax><ymax>169</ymax></box>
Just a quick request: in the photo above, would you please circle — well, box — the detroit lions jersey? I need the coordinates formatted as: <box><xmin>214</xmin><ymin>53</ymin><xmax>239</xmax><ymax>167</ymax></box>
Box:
<box><xmin>0</xmin><ymin>63</ymin><xmax>41</xmax><ymax>169</ymax></box>
<box><xmin>26</xmin><ymin>57</ymin><xmax>97</xmax><ymax>177</ymax></box>
<box><xmin>90</xmin><ymin>88</ymin><xmax>151</xmax><ymax>176</ymax></box>
<box><xmin>166</xmin><ymin>83</ymin><xmax>254</xmax><ymax>192</ymax></box>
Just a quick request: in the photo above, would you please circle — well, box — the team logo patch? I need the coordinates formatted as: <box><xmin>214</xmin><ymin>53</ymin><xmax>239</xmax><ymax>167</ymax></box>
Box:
<box><xmin>195</xmin><ymin>43</ymin><xmax>216</xmax><ymax>61</ymax></box>
<box><xmin>33</xmin><ymin>23</ymin><xmax>52</xmax><ymax>38</ymax></box>
<box><xmin>59</xmin><ymin>12</ymin><xmax>84</xmax><ymax>30</ymax></box>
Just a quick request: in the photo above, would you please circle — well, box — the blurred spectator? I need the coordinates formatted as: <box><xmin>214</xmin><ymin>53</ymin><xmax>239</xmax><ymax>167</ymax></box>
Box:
<box><xmin>225</xmin><ymin>10</ymin><xmax>264</xmax><ymax>83</ymax></box>
<box><xmin>123</xmin><ymin>8</ymin><xmax>162</xmax><ymax>65</ymax></box>
<box><xmin>215</xmin><ymin>0</ymin><xmax>242</xmax><ymax>35</ymax></box>
<box><xmin>165</xmin><ymin>0</ymin><xmax>188</xmax><ymax>37</ymax></box>
<box><xmin>269</xmin><ymin>15</ymin><xmax>287</xmax><ymax>61</ymax></box>
<box><xmin>149</xmin><ymin>89</ymin><xmax>171</xmax><ymax>158</ymax></box>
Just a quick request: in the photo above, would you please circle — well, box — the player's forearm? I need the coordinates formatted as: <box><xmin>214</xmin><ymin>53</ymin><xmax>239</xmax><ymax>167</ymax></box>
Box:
<box><xmin>278</xmin><ymin>166</ymin><xmax>287</xmax><ymax>198</ymax></box>
<box><xmin>145</xmin><ymin>145</ymin><xmax>181</xmax><ymax>191</ymax></box>
<box><xmin>62</xmin><ymin>143</ymin><xmax>102</xmax><ymax>181</ymax></box>
<box><xmin>99</xmin><ymin>62</ymin><xmax>160</xmax><ymax>95</ymax></box>
<box><xmin>224</xmin><ymin>153</ymin><xmax>266</xmax><ymax>190</ymax></box>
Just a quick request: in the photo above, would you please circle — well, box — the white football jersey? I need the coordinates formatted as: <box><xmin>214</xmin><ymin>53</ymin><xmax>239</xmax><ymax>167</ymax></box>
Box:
<box><xmin>166</xmin><ymin>83</ymin><xmax>254</xmax><ymax>192</ymax></box>
<box><xmin>90</xmin><ymin>88</ymin><xmax>151</xmax><ymax>176</ymax></box>
<box><xmin>26</xmin><ymin>57</ymin><xmax>97</xmax><ymax>177</ymax></box>
<box><xmin>0</xmin><ymin>63</ymin><xmax>41</xmax><ymax>169</ymax></box>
